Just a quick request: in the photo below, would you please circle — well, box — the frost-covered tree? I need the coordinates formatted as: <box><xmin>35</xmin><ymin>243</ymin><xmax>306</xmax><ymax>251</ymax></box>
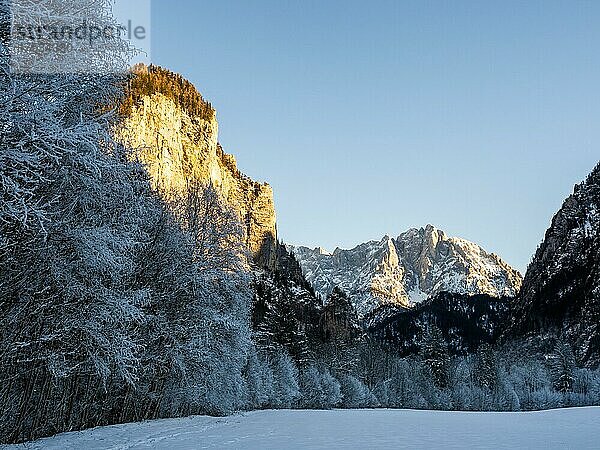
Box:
<box><xmin>0</xmin><ymin>0</ymin><xmax>143</xmax><ymax>442</ymax></box>
<box><xmin>421</xmin><ymin>325</ymin><xmax>451</xmax><ymax>389</ymax></box>
<box><xmin>548</xmin><ymin>340</ymin><xmax>576</xmax><ymax>394</ymax></box>
<box><xmin>589</xmin><ymin>370</ymin><xmax>600</xmax><ymax>404</ymax></box>
<box><xmin>339</xmin><ymin>374</ymin><xmax>377</xmax><ymax>408</ymax></box>
<box><xmin>473</xmin><ymin>344</ymin><xmax>499</xmax><ymax>391</ymax></box>
<box><xmin>299</xmin><ymin>365</ymin><xmax>326</xmax><ymax>409</ymax></box>
<box><xmin>271</xmin><ymin>349</ymin><xmax>300</xmax><ymax>408</ymax></box>
<box><xmin>450</xmin><ymin>357</ymin><xmax>477</xmax><ymax>411</ymax></box>
<box><xmin>321</xmin><ymin>368</ymin><xmax>342</xmax><ymax>408</ymax></box>
<box><xmin>509</xmin><ymin>360</ymin><xmax>553</xmax><ymax>410</ymax></box>
<box><xmin>298</xmin><ymin>365</ymin><xmax>341</xmax><ymax>409</ymax></box>
<box><xmin>0</xmin><ymin>0</ymin><xmax>253</xmax><ymax>442</ymax></box>
<box><xmin>174</xmin><ymin>180</ymin><xmax>247</xmax><ymax>272</ymax></box>
<box><xmin>570</xmin><ymin>368</ymin><xmax>600</xmax><ymax>406</ymax></box>
<box><xmin>244</xmin><ymin>347</ymin><xmax>275</xmax><ymax>410</ymax></box>
<box><xmin>495</xmin><ymin>368</ymin><xmax>521</xmax><ymax>412</ymax></box>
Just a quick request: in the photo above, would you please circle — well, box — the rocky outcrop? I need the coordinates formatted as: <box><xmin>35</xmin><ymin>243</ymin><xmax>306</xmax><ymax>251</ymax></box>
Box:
<box><xmin>321</xmin><ymin>288</ymin><xmax>362</xmax><ymax>344</ymax></box>
<box><xmin>115</xmin><ymin>65</ymin><xmax>277</xmax><ymax>267</ymax></box>
<box><xmin>289</xmin><ymin>225</ymin><xmax>522</xmax><ymax>317</ymax></box>
<box><xmin>507</xmin><ymin>162</ymin><xmax>600</xmax><ymax>366</ymax></box>
<box><xmin>252</xmin><ymin>245</ymin><xmax>323</xmax><ymax>362</ymax></box>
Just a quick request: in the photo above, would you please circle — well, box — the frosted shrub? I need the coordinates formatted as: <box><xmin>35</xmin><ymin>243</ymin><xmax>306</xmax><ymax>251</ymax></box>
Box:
<box><xmin>299</xmin><ymin>366</ymin><xmax>326</xmax><ymax>409</ymax></box>
<box><xmin>339</xmin><ymin>375</ymin><xmax>376</xmax><ymax>408</ymax></box>
<box><xmin>271</xmin><ymin>350</ymin><xmax>300</xmax><ymax>408</ymax></box>
<box><xmin>244</xmin><ymin>347</ymin><xmax>275</xmax><ymax>410</ymax></box>
<box><xmin>298</xmin><ymin>366</ymin><xmax>341</xmax><ymax>409</ymax></box>
<box><xmin>321</xmin><ymin>369</ymin><xmax>342</xmax><ymax>408</ymax></box>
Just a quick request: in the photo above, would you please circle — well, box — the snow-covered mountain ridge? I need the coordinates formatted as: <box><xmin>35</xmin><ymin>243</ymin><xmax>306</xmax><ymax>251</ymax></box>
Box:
<box><xmin>288</xmin><ymin>225</ymin><xmax>522</xmax><ymax>317</ymax></box>
<box><xmin>508</xmin><ymin>162</ymin><xmax>600</xmax><ymax>365</ymax></box>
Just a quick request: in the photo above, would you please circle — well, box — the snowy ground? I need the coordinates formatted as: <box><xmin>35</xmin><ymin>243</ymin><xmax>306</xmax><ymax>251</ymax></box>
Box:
<box><xmin>6</xmin><ymin>408</ymin><xmax>600</xmax><ymax>449</ymax></box>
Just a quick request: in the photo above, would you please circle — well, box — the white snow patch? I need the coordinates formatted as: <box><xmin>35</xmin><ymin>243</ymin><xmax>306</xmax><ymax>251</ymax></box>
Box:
<box><xmin>11</xmin><ymin>408</ymin><xmax>600</xmax><ymax>450</ymax></box>
<box><xmin>408</xmin><ymin>285</ymin><xmax>428</xmax><ymax>305</ymax></box>
<box><xmin>584</xmin><ymin>220</ymin><xmax>593</xmax><ymax>237</ymax></box>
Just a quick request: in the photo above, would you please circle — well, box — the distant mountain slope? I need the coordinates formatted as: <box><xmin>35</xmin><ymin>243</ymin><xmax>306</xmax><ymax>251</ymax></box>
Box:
<box><xmin>289</xmin><ymin>225</ymin><xmax>522</xmax><ymax>316</ymax></box>
<box><xmin>367</xmin><ymin>292</ymin><xmax>511</xmax><ymax>356</ymax></box>
<box><xmin>507</xmin><ymin>162</ymin><xmax>600</xmax><ymax>366</ymax></box>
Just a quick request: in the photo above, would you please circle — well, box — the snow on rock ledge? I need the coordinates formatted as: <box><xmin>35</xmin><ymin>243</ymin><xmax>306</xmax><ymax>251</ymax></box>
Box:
<box><xmin>289</xmin><ymin>225</ymin><xmax>522</xmax><ymax>317</ymax></box>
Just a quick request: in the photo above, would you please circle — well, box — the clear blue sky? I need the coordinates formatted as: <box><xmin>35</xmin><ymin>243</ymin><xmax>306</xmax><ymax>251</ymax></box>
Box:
<box><xmin>151</xmin><ymin>0</ymin><xmax>599</xmax><ymax>273</ymax></box>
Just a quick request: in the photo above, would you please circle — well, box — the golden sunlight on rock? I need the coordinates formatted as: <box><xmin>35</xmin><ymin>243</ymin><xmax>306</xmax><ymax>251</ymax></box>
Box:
<box><xmin>115</xmin><ymin>65</ymin><xmax>277</xmax><ymax>267</ymax></box>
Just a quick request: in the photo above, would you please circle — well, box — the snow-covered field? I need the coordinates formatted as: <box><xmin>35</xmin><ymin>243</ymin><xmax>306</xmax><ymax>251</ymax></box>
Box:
<box><xmin>8</xmin><ymin>408</ymin><xmax>600</xmax><ymax>449</ymax></box>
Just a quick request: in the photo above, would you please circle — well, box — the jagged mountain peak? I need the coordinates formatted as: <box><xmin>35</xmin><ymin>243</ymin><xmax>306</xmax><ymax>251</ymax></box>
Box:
<box><xmin>288</xmin><ymin>226</ymin><xmax>522</xmax><ymax>317</ymax></box>
<box><xmin>315</xmin><ymin>247</ymin><xmax>332</xmax><ymax>256</ymax></box>
<box><xmin>401</xmin><ymin>224</ymin><xmax>447</xmax><ymax>240</ymax></box>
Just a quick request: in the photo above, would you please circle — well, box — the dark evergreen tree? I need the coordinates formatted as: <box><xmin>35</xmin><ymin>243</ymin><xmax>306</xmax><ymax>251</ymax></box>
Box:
<box><xmin>549</xmin><ymin>340</ymin><xmax>576</xmax><ymax>394</ymax></box>
<box><xmin>420</xmin><ymin>325</ymin><xmax>451</xmax><ymax>389</ymax></box>
<box><xmin>252</xmin><ymin>245</ymin><xmax>322</xmax><ymax>364</ymax></box>
<box><xmin>320</xmin><ymin>288</ymin><xmax>363</xmax><ymax>374</ymax></box>
<box><xmin>474</xmin><ymin>344</ymin><xmax>499</xmax><ymax>391</ymax></box>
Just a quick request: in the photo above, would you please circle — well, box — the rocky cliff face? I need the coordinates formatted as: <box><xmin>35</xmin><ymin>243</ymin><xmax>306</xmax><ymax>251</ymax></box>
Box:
<box><xmin>508</xmin><ymin>163</ymin><xmax>600</xmax><ymax>366</ymax></box>
<box><xmin>252</xmin><ymin>244</ymin><xmax>324</xmax><ymax>363</ymax></box>
<box><xmin>115</xmin><ymin>65</ymin><xmax>277</xmax><ymax>267</ymax></box>
<box><xmin>289</xmin><ymin>225</ymin><xmax>522</xmax><ymax>317</ymax></box>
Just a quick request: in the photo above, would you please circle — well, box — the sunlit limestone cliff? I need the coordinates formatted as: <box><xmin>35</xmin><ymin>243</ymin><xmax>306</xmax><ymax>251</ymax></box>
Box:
<box><xmin>115</xmin><ymin>65</ymin><xmax>277</xmax><ymax>267</ymax></box>
<box><xmin>290</xmin><ymin>225</ymin><xmax>523</xmax><ymax>317</ymax></box>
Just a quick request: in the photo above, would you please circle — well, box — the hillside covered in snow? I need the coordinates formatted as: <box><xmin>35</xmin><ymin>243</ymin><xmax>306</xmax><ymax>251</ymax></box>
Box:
<box><xmin>289</xmin><ymin>225</ymin><xmax>522</xmax><ymax>316</ymax></box>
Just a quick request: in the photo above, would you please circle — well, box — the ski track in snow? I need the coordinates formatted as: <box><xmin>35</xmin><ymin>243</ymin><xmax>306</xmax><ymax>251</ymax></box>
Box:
<box><xmin>5</xmin><ymin>408</ymin><xmax>600</xmax><ymax>450</ymax></box>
